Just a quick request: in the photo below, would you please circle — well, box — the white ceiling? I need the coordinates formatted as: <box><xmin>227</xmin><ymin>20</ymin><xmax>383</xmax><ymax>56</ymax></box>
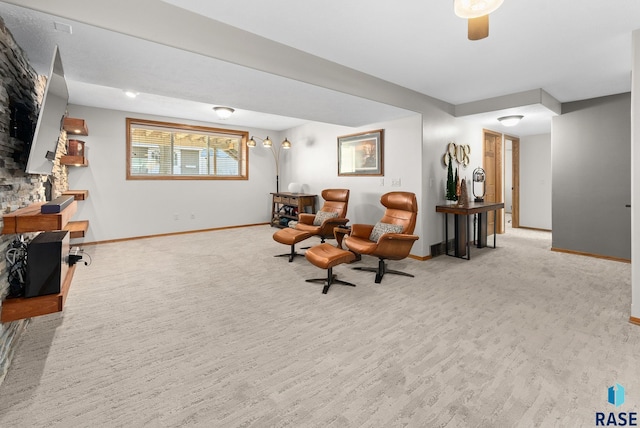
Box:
<box><xmin>1</xmin><ymin>0</ymin><xmax>639</xmax><ymax>135</ymax></box>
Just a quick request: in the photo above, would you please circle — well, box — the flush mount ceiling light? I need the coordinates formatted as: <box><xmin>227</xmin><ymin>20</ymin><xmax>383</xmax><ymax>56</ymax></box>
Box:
<box><xmin>454</xmin><ymin>0</ymin><xmax>504</xmax><ymax>40</ymax></box>
<box><xmin>124</xmin><ymin>90</ymin><xmax>138</xmax><ymax>98</ymax></box>
<box><xmin>454</xmin><ymin>0</ymin><xmax>504</xmax><ymax>18</ymax></box>
<box><xmin>498</xmin><ymin>115</ymin><xmax>524</xmax><ymax>127</ymax></box>
<box><xmin>213</xmin><ymin>106</ymin><xmax>235</xmax><ymax>120</ymax></box>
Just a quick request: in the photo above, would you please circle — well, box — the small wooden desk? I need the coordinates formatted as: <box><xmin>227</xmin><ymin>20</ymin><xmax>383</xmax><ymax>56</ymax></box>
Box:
<box><xmin>435</xmin><ymin>201</ymin><xmax>504</xmax><ymax>260</ymax></box>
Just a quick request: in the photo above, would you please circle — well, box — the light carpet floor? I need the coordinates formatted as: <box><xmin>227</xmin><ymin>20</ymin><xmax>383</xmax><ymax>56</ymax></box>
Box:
<box><xmin>0</xmin><ymin>225</ymin><xmax>636</xmax><ymax>427</ymax></box>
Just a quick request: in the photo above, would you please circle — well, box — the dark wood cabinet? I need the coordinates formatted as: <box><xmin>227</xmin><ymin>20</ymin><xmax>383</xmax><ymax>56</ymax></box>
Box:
<box><xmin>270</xmin><ymin>192</ymin><xmax>317</xmax><ymax>228</ymax></box>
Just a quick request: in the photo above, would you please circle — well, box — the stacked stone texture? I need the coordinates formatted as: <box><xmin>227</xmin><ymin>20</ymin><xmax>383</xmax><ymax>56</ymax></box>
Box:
<box><xmin>0</xmin><ymin>17</ymin><xmax>70</xmax><ymax>385</ymax></box>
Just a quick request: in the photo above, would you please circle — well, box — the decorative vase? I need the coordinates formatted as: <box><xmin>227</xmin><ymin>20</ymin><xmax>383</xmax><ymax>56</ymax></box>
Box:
<box><xmin>458</xmin><ymin>178</ymin><xmax>469</xmax><ymax>207</ymax></box>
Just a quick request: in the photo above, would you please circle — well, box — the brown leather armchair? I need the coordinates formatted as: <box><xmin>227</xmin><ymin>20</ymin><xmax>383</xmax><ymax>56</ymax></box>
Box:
<box><xmin>295</xmin><ymin>188</ymin><xmax>350</xmax><ymax>242</ymax></box>
<box><xmin>344</xmin><ymin>191</ymin><xmax>419</xmax><ymax>283</ymax></box>
<box><xmin>272</xmin><ymin>189</ymin><xmax>350</xmax><ymax>261</ymax></box>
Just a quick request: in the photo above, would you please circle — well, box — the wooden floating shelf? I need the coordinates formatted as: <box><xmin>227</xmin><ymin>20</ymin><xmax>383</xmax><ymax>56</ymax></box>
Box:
<box><xmin>64</xmin><ymin>220</ymin><xmax>89</xmax><ymax>238</ymax></box>
<box><xmin>2</xmin><ymin>201</ymin><xmax>77</xmax><ymax>235</ymax></box>
<box><xmin>60</xmin><ymin>155</ymin><xmax>88</xmax><ymax>167</ymax></box>
<box><xmin>63</xmin><ymin>117</ymin><xmax>88</xmax><ymax>136</ymax></box>
<box><xmin>61</xmin><ymin>190</ymin><xmax>89</xmax><ymax>201</ymax></box>
<box><xmin>1</xmin><ymin>264</ymin><xmax>76</xmax><ymax>323</ymax></box>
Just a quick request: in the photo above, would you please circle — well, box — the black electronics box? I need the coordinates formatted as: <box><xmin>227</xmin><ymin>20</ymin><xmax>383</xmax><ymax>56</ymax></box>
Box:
<box><xmin>41</xmin><ymin>195</ymin><xmax>74</xmax><ymax>214</ymax></box>
<box><xmin>25</xmin><ymin>231</ymin><xmax>70</xmax><ymax>298</ymax></box>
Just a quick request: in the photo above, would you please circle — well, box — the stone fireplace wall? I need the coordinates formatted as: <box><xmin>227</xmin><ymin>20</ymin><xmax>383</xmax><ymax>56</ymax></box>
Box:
<box><xmin>0</xmin><ymin>17</ymin><xmax>69</xmax><ymax>384</ymax></box>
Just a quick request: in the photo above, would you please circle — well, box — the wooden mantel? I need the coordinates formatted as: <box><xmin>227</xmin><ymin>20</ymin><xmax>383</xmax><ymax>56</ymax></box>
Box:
<box><xmin>2</xmin><ymin>200</ymin><xmax>77</xmax><ymax>235</ymax></box>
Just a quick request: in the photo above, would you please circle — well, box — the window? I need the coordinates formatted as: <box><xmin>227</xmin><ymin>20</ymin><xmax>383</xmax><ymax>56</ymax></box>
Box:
<box><xmin>126</xmin><ymin>118</ymin><xmax>249</xmax><ymax>180</ymax></box>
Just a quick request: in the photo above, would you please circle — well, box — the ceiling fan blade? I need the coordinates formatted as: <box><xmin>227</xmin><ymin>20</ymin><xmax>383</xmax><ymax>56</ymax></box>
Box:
<box><xmin>468</xmin><ymin>15</ymin><xmax>489</xmax><ymax>40</ymax></box>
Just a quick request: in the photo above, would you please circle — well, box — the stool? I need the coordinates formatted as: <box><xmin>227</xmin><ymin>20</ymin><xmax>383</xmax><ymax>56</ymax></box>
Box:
<box><xmin>305</xmin><ymin>243</ymin><xmax>356</xmax><ymax>294</ymax></box>
<box><xmin>272</xmin><ymin>228</ymin><xmax>313</xmax><ymax>262</ymax></box>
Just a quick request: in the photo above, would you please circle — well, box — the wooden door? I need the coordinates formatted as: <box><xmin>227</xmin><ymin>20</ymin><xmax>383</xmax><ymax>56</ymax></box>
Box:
<box><xmin>483</xmin><ymin>130</ymin><xmax>503</xmax><ymax>235</ymax></box>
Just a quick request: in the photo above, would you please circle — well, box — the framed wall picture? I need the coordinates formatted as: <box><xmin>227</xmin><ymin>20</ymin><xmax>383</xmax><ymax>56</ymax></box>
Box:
<box><xmin>337</xmin><ymin>129</ymin><xmax>384</xmax><ymax>176</ymax></box>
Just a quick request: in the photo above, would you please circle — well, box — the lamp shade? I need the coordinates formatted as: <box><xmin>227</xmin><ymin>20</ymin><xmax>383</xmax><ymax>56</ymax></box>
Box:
<box><xmin>498</xmin><ymin>115</ymin><xmax>524</xmax><ymax>127</ymax></box>
<box><xmin>454</xmin><ymin>0</ymin><xmax>504</xmax><ymax>18</ymax></box>
<box><xmin>281</xmin><ymin>138</ymin><xmax>291</xmax><ymax>149</ymax></box>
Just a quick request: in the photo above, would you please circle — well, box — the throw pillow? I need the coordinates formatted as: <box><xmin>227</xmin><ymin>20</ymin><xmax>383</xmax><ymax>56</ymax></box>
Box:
<box><xmin>369</xmin><ymin>222</ymin><xmax>404</xmax><ymax>242</ymax></box>
<box><xmin>313</xmin><ymin>210</ymin><xmax>339</xmax><ymax>226</ymax></box>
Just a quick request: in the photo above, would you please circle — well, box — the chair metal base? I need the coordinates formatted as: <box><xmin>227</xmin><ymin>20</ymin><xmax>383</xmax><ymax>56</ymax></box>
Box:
<box><xmin>352</xmin><ymin>259</ymin><xmax>414</xmax><ymax>283</ymax></box>
<box><xmin>274</xmin><ymin>244</ymin><xmax>304</xmax><ymax>262</ymax></box>
<box><xmin>306</xmin><ymin>267</ymin><xmax>356</xmax><ymax>294</ymax></box>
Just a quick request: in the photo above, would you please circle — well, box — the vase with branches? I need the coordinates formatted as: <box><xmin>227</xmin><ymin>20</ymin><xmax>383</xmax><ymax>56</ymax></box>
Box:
<box><xmin>446</xmin><ymin>153</ymin><xmax>457</xmax><ymax>201</ymax></box>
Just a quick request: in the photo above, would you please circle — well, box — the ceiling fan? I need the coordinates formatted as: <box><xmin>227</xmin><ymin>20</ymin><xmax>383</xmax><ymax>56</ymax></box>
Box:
<box><xmin>454</xmin><ymin>0</ymin><xmax>504</xmax><ymax>40</ymax></box>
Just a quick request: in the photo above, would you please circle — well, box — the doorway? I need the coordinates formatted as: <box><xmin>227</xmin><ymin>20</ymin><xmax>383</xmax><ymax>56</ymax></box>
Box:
<box><xmin>505</xmin><ymin>135</ymin><xmax>520</xmax><ymax>229</ymax></box>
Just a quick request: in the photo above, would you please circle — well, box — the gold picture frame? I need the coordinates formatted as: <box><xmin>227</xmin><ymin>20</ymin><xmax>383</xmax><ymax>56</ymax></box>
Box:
<box><xmin>337</xmin><ymin>129</ymin><xmax>384</xmax><ymax>176</ymax></box>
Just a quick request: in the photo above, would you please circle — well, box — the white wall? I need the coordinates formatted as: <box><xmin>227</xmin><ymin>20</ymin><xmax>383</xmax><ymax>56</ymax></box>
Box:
<box><xmin>520</xmin><ymin>133</ymin><xmax>552</xmax><ymax>230</ymax></box>
<box><xmin>66</xmin><ymin>104</ymin><xmax>282</xmax><ymax>243</ymax></box>
<box><xmin>67</xmin><ymin>101</ymin><xmax>493</xmax><ymax>261</ymax></box>
<box><xmin>422</xmin><ymin>107</ymin><xmax>484</xmax><ymax>255</ymax></box>
<box><xmin>66</xmin><ymin>103</ymin><xmax>484</xmax><ymax>260</ymax></box>
<box><xmin>284</xmin><ymin>115</ymin><xmax>428</xmax><ymax>254</ymax></box>
<box><xmin>284</xmin><ymin>112</ymin><xmax>484</xmax><ymax>258</ymax></box>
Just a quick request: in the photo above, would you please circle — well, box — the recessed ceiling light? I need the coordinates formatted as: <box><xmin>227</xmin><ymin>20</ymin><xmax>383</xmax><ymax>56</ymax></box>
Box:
<box><xmin>124</xmin><ymin>90</ymin><xmax>139</xmax><ymax>98</ymax></box>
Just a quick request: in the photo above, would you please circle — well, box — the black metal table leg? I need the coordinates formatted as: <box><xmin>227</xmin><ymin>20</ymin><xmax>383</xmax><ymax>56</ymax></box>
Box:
<box><xmin>473</xmin><ymin>214</ymin><xmax>477</xmax><ymax>246</ymax></box>
<box><xmin>466</xmin><ymin>214</ymin><xmax>470</xmax><ymax>260</ymax></box>
<box><xmin>493</xmin><ymin>209</ymin><xmax>497</xmax><ymax>248</ymax></box>
<box><xmin>444</xmin><ymin>212</ymin><xmax>449</xmax><ymax>256</ymax></box>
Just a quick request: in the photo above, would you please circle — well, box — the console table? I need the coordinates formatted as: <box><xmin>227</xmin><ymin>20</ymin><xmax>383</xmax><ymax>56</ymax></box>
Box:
<box><xmin>270</xmin><ymin>192</ymin><xmax>317</xmax><ymax>228</ymax></box>
<box><xmin>435</xmin><ymin>201</ymin><xmax>504</xmax><ymax>260</ymax></box>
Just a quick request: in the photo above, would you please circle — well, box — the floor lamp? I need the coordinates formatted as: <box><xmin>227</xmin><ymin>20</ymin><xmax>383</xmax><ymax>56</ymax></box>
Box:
<box><xmin>248</xmin><ymin>136</ymin><xmax>292</xmax><ymax>193</ymax></box>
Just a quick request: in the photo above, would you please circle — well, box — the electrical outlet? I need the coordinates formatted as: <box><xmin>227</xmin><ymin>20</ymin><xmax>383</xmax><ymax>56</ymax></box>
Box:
<box><xmin>190</xmin><ymin>213</ymin><xmax>195</xmax><ymax>220</ymax></box>
<box><xmin>391</xmin><ymin>178</ymin><xmax>401</xmax><ymax>187</ymax></box>
<box><xmin>173</xmin><ymin>214</ymin><xmax>179</xmax><ymax>221</ymax></box>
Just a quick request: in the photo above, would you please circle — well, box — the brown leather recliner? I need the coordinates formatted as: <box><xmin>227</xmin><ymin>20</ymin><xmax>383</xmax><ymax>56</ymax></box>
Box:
<box><xmin>272</xmin><ymin>189</ymin><xmax>350</xmax><ymax>261</ymax></box>
<box><xmin>295</xmin><ymin>189</ymin><xmax>350</xmax><ymax>242</ymax></box>
<box><xmin>344</xmin><ymin>191</ymin><xmax>419</xmax><ymax>283</ymax></box>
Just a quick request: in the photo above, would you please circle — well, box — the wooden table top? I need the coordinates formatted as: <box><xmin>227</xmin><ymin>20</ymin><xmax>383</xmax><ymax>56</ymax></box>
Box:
<box><xmin>435</xmin><ymin>201</ymin><xmax>505</xmax><ymax>215</ymax></box>
<box><xmin>270</xmin><ymin>192</ymin><xmax>316</xmax><ymax>197</ymax></box>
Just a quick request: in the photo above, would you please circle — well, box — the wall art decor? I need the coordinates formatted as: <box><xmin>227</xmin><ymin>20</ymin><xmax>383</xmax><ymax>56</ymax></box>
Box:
<box><xmin>338</xmin><ymin>129</ymin><xmax>384</xmax><ymax>176</ymax></box>
<box><xmin>442</xmin><ymin>141</ymin><xmax>470</xmax><ymax>167</ymax></box>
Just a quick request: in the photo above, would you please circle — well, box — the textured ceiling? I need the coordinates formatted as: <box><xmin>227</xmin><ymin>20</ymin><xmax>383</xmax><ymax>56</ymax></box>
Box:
<box><xmin>1</xmin><ymin>0</ymin><xmax>639</xmax><ymax>135</ymax></box>
<box><xmin>163</xmin><ymin>0</ymin><xmax>640</xmax><ymax>105</ymax></box>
